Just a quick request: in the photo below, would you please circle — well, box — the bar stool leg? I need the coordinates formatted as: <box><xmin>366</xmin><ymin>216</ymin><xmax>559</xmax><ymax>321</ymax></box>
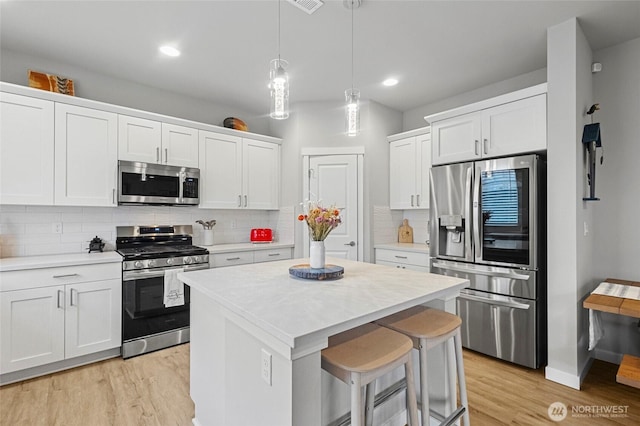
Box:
<box><xmin>365</xmin><ymin>382</ymin><xmax>375</xmax><ymax>426</ymax></box>
<box><xmin>447</xmin><ymin>338</ymin><xmax>456</xmax><ymax>415</ymax></box>
<box><xmin>418</xmin><ymin>339</ymin><xmax>429</xmax><ymax>426</ymax></box>
<box><xmin>351</xmin><ymin>374</ymin><xmax>364</xmax><ymax>426</ymax></box>
<box><xmin>454</xmin><ymin>330</ymin><xmax>470</xmax><ymax>426</ymax></box>
<box><xmin>405</xmin><ymin>355</ymin><xmax>419</xmax><ymax>426</ymax></box>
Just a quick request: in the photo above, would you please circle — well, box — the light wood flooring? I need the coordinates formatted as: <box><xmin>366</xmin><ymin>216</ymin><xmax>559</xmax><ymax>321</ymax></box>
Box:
<box><xmin>1</xmin><ymin>344</ymin><xmax>639</xmax><ymax>425</ymax></box>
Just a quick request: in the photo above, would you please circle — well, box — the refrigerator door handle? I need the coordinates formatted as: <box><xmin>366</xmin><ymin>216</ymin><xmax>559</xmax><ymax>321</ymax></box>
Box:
<box><xmin>472</xmin><ymin>165</ymin><xmax>481</xmax><ymax>263</ymax></box>
<box><xmin>458</xmin><ymin>292</ymin><xmax>531</xmax><ymax>310</ymax></box>
<box><xmin>465</xmin><ymin>165</ymin><xmax>473</xmax><ymax>260</ymax></box>
<box><xmin>432</xmin><ymin>261</ymin><xmax>531</xmax><ymax>280</ymax></box>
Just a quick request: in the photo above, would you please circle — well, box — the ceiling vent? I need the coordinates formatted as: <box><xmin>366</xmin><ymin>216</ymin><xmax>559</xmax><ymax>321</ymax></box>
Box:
<box><xmin>286</xmin><ymin>0</ymin><xmax>324</xmax><ymax>15</ymax></box>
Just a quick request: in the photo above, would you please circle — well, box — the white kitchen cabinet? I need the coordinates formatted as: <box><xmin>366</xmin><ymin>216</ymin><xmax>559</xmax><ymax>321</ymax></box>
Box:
<box><xmin>199</xmin><ymin>131</ymin><xmax>280</xmax><ymax>210</ymax></box>
<box><xmin>0</xmin><ymin>93</ymin><xmax>55</xmax><ymax>205</ymax></box>
<box><xmin>389</xmin><ymin>132</ymin><xmax>431</xmax><ymax>210</ymax></box>
<box><xmin>0</xmin><ymin>261</ymin><xmax>121</xmax><ymax>376</ymax></box>
<box><xmin>64</xmin><ymin>278</ymin><xmax>121</xmax><ymax>359</ymax></box>
<box><xmin>118</xmin><ymin>115</ymin><xmax>199</xmax><ymax>168</ymax></box>
<box><xmin>209</xmin><ymin>246</ymin><xmax>293</xmax><ymax>268</ymax></box>
<box><xmin>54</xmin><ymin>103</ymin><xmax>118</xmax><ymax>206</ymax></box>
<box><xmin>375</xmin><ymin>247</ymin><xmax>430</xmax><ymax>272</ymax></box>
<box><xmin>0</xmin><ymin>286</ymin><xmax>65</xmax><ymax>373</ymax></box>
<box><xmin>431</xmin><ymin>93</ymin><xmax>547</xmax><ymax>165</ymax></box>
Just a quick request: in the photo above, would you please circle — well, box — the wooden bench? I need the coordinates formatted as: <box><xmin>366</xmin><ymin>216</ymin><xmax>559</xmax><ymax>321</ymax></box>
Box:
<box><xmin>583</xmin><ymin>278</ymin><xmax>640</xmax><ymax>389</ymax></box>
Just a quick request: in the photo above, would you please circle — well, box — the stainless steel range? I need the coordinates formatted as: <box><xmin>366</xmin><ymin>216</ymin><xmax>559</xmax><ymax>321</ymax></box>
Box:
<box><xmin>116</xmin><ymin>225</ymin><xmax>209</xmax><ymax>359</ymax></box>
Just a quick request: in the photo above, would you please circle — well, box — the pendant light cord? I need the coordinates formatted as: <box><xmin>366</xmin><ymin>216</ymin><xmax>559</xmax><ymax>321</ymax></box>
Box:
<box><xmin>350</xmin><ymin>1</ymin><xmax>354</xmax><ymax>90</ymax></box>
<box><xmin>278</xmin><ymin>0</ymin><xmax>281</xmax><ymax>61</ymax></box>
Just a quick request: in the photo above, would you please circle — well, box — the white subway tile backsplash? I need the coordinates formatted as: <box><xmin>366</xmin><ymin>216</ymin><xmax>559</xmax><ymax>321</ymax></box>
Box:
<box><xmin>0</xmin><ymin>204</ymin><xmax>284</xmax><ymax>258</ymax></box>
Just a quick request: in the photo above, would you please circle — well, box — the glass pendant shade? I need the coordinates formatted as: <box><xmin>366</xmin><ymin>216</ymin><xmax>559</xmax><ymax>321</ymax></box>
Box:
<box><xmin>345</xmin><ymin>88</ymin><xmax>360</xmax><ymax>137</ymax></box>
<box><xmin>270</xmin><ymin>58</ymin><xmax>289</xmax><ymax>120</ymax></box>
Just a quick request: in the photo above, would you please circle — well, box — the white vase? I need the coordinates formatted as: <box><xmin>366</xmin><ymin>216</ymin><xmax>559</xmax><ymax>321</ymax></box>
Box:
<box><xmin>309</xmin><ymin>240</ymin><xmax>325</xmax><ymax>269</ymax></box>
<box><xmin>203</xmin><ymin>229</ymin><xmax>214</xmax><ymax>246</ymax></box>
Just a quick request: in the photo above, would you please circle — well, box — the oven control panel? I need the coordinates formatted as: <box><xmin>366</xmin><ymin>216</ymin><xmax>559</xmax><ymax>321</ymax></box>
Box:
<box><xmin>123</xmin><ymin>255</ymin><xmax>209</xmax><ymax>271</ymax></box>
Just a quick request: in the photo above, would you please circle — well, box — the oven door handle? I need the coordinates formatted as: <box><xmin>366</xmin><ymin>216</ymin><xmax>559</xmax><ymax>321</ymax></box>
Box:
<box><xmin>458</xmin><ymin>292</ymin><xmax>530</xmax><ymax>310</ymax></box>
<box><xmin>122</xmin><ymin>264</ymin><xmax>208</xmax><ymax>281</ymax></box>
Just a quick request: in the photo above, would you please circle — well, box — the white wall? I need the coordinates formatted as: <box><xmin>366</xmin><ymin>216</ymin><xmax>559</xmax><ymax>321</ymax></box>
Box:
<box><xmin>0</xmin><ymin>48</ymin><xmax>271</xmax><ymax>135</ymax></box>
<box><xmin>590</xmin><ymin>37</ymin><xmax>640</xmax><ymax>361</ymax></box>
<box><xmin>402</xmin><ymin>68</ymin><xmax>547</xmax><ymax>131</ymax></box>
<box><xmin>273</xmin><ymin>99</ymin><xmax>402</xmax><ymax>261</ymax></box>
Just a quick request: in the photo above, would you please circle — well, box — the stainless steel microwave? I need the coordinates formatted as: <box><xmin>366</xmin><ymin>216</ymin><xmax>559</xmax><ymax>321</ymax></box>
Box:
<box><xmin>118</xmin><ymin>160</ymin><xmax>199</xmax><ymax>206</ymax></box>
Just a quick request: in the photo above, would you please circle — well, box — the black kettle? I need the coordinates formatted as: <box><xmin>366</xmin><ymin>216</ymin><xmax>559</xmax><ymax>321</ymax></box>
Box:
<box><xmin>88</xmin><ymin>236</ymin><xmax>105</xmax><ymax>253</ymax></box>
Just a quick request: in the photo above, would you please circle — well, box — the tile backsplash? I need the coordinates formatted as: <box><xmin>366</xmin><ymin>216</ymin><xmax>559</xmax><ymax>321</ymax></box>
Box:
<box><xmin>0</xmin><ymin>205</ymin><xmax>295</xmax><ymax>258</ymax></box>
<box><xmin>372</xmin><ymin>206</ymin><xmax>429</xmax><ymax>245</ymax></box>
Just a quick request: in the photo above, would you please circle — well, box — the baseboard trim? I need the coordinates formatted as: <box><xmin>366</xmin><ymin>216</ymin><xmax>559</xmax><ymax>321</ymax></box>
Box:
<box><xmin>545</xmin><ymin>366</ymin><xmax>581</xmax><ymax>390</ymax></box>
<box><xmin>594</xmin><ymin>348</ymin><xmax>624</xmax><ymax>365</ymax></box>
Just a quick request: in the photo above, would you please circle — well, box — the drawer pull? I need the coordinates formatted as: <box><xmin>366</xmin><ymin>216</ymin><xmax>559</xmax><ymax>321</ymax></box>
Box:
<box><xmin>394</xmin><ymin>255</ymin><xmax>408</xmax><ymax>259</ymax></box>
<box><xmin>268</xmin><ymin>253</ymin><xmax>280</xmax><ymax>257</ymax></box>
<box><xmin>226</xmin><ymin>257</ymin><xmax>241</xmax><ymax>261</ymax></box>
<box><xmin>53</xmin><ymin>273</ymin><xmax>79</xmax><ymax>278</ymax></box>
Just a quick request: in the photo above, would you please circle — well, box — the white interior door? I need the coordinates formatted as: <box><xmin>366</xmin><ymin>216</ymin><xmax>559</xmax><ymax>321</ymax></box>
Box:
<box><xmin>308</xmin><ymin>155</ymin><xmax>359</xmax><ymax>260</ymax></box>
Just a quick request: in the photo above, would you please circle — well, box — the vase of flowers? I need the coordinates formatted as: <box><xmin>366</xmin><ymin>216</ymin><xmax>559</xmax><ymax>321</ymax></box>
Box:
<box><xmin>298</xmin><ymin>201</ymin><xmax>342</xmax><ymax>269</ymax></box>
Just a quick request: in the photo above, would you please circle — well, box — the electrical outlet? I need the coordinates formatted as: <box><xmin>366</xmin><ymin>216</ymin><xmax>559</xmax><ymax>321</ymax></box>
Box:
<box><xmin>52</xmin><ymin>223</ymin><xmax>63</xmax><ymax>234</ymax></box>
<box><xmin>230</xmin><ymin>219</ymin><xmax>237</xmax><ymax>229</ymax></box>
<box><xmin>261</xmin><ymin>349</ymin><xmax>272</xmax><ymax>385</ymax></box>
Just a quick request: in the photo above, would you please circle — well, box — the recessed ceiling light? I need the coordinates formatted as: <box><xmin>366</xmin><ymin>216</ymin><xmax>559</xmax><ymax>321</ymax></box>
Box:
<box><xmin>159</xmin><ymin>45</ymin><xmax>180</xmax><ymax>57</ymax></box>
<box><xmin>382</xmin><ymin>78</ymin><xmax>399</xmax><ymax>87</ymax></box>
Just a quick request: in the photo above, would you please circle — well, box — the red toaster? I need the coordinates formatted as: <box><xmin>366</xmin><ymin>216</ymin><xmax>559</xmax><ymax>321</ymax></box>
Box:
<box><xmin>250</xmin><ymin>228</ymin><xmax>273</xmax><ymax>243</ymax></box>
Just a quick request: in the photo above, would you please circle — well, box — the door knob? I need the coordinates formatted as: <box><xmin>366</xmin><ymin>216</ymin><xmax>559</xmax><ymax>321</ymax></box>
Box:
<box><xmin>344</xmin><ymin>241</ymin><xmax>356</xmax><ymax>246</ymax></box>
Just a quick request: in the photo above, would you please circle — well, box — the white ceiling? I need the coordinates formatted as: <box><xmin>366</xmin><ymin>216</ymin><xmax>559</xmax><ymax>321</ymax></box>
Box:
<box><xmin>1</xmin><ymin>1</ymin><xmax>639</xmax><ymax>115</ymax></box>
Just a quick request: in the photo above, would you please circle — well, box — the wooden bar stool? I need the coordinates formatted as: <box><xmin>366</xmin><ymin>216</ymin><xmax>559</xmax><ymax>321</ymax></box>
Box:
<box><xmin>376</xmin><ymin>306</ymin><xmax>470</xmax><ymax>426</ymax></box>
<box><xmin>321</xmin><ymin>322</ymin><xmax>419</xmax><ymax>426</ymax></box>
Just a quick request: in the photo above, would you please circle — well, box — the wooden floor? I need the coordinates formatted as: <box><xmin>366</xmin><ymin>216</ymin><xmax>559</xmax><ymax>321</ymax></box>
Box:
<box><xmin>1</xmin><ymin>344</ymin><xmax>639</xmax><ymax>425</ymax></box>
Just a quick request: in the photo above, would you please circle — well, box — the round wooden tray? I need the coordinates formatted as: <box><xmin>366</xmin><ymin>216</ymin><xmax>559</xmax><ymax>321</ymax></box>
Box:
<box><xmin>289</xmin><ymin>264</ymin><xmax>344</xmax><ymax>280</ymax></box>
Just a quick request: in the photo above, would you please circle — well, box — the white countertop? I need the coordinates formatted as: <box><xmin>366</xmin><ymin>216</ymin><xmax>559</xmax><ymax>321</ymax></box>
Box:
<box><xmin>199</xmin><ymin>241</ymin><xmax>294</xmax><ymax>254</ymax></box>
<box><xmin>0</xmin><ymin>252</ymin><xmax>122</xmax><ymax>272</ymax></box>
<box><xmin>179</xmin><ymin>257</ymin><xmax>468</xmax><ymax>348</ymax></box>
<box><xmin>374</xmin><ymin>242</ymin><xmax>430</xmax><ymax>253</ymax></box>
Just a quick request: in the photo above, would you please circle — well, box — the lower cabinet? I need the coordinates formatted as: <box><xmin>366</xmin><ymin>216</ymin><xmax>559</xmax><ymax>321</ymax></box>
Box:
<box><xmin>374</xmin><ymin>248</ymin><xmax>430</xmax><ymax>272</ymax></box>
<box><xmin>0</xmin><ymin>265</ymin><xmax>121</xmax><ymax>375</ymax></box>
<box><xmin>210</xmin><ymin>247</ymin><xmax>293</xmax><ymax>268</ymax></box>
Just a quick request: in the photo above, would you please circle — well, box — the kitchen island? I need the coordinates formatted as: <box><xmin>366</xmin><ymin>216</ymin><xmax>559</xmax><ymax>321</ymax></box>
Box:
<box><xmin>178</xmin><ymin>258</ymin><xmax>469</xmax><ymax>426</ymax></box>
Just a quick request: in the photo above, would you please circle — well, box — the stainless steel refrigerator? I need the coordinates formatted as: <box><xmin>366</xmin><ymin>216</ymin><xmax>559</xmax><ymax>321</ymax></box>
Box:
<box><xmin>429</xmin><ymin>154</ymin><xmax>546</xmax><ymax>368</ymax></box>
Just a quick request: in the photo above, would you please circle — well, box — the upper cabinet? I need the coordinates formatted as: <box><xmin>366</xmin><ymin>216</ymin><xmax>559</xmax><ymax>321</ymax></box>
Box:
<box><xmin>118</xmin><ymin>115</ymin><xmax>198</xmax><ymax>168</ymax></box>
<box><xmin>199</xmin><ymin>131</ymin><xmax>280</xmax><ymax>210</ymax></box>
<box><xmin>0</xmin><ymin>93</ymin><xmax>55</xmax><ymax>205</ymax></box>
<box><xmin>389</xmin><ymin>130</ymin><xmax>431</xmax><ymax>210</ymax></box>
<box><xmin>54</xmin><ymin>104</ymin><xmax>118</xmax><ymax>206</ymax></box>
<box><xmin>428</xmin><ymin>85</ymin><xmax>547</xmax><ymax>165</ymax></box>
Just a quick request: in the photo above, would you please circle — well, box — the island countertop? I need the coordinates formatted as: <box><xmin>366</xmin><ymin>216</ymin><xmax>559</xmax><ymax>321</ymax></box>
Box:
<box><xmin>179</xmin><ymin>257</ymin><xmax>468</xmax><ymax>350</ymax></box>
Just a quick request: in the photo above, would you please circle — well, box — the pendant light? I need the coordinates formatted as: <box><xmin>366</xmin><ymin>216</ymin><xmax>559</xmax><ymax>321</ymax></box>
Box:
<box><xmin>345</xmin><ymin>0</ymin><xmax>360</xmax><ymax>136</ymax></box>
<box><xmin>270</xmin><ymin>0</ymin><xmax>289</xmax><ymax>120</ymax></box>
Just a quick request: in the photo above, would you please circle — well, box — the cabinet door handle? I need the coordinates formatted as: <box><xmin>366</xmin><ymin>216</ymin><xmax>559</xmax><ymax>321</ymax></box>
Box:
<box><xmin>475</xmin><ymin>140</ymin><xmax>480</xmax><ymax>155</ymax></box>
<box><xmin>112</xmin><ymin>188</ymin><xmax>116</xmax><ymax>204</ymax></box>
<box><xmin>411</xmin><ymin>195</ymin><xmax>414</xmax><ymax>207</ymax></box>
<box><xmin>268</xmin><ymin>253</ymin><xmax>280</xmax><ymax>257</ymax></box>
<box><xmin>165</xmin><ymin>148</ymin><xmax>168</xmax><ymax>164</ymax></box>
<box><xmin>53</xmin><ymin>273</ymin><xmax>79</xmax><ymax>278</ymax></box>
<box><xmin>416</xmin><ymin>194</ymin><xmax>420</xmax><ymax>206</ymax></box>
<box><xmin>226</xmin><ymin>257</ymin><xmax>241</xmax><ymax>261</ymax></box>
<box><xmin>394</xmin><ymin>255</ymin><xmax>408</xmax><ymax>259</ymax></box>
<box><xmin>57</xmin><ymin>290</ymin><xmax>63</xmax><ymax>309</ymax></box>
<box><xmin>156</xmin><ymin>147</ymin><xmax>160</xmax><ymax>163</ymax></box>
<box><xmin>244</xmin><ymin>195</ymin><xmax>248</xmax><ymax>207</ymax></box>
<box><xmin>483</xmin><ymin>138</ymin><xmax>488</xmax><ymax>154</ymax></box>
<box><xmin>69</xmin><ymin>288</ymin><xmax>77</xmax><ymax>306</ymax></box>
<box><xmin>238</xmin><ymin>195</ymin><xmax>242</xmax><ymax>207</ymax></box>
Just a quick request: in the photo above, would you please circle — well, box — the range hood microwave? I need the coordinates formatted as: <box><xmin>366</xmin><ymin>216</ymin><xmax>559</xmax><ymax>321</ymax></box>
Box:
<box><xmin>118</xmin><ymin>160</ymin><xmax>199</xmax><ymax>206</ymax></box>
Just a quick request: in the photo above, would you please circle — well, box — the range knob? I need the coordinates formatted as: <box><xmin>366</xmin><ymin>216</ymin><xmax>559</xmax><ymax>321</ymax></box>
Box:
<box><xmin>166</xmin><ymin>258</ymin><xmax>174</xmax><ymax>265</ymax></box>
<box><xmin>134</xmin><ymin>261</ymin><xmax>144</xmax><ymax>269</ymax></box>
<box><xmin>184</xmin><ymin>256</ymin><xmax>193</xmax><ymax>265</ymax></box>
<box><xmin>147</xmin><ymin>259</ymin><xmax>156</xmax><ymax>267</ymax></box>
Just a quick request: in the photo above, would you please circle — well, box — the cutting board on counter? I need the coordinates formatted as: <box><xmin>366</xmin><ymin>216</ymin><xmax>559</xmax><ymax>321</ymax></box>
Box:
<box><xmin>398</xmin><ymin>219</ymin><xmax>414</xmax><ymax>243</ymax></box>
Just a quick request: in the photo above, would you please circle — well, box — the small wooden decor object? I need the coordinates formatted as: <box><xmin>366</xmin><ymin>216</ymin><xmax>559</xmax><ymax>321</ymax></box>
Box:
<box><xmin>223</xmin><ymin>117</ymin><xmax>248</xmax><ymax>132</ymax></box>
<box><xmin>289</xmin><ymin>264</ymin><xmax>344</xmax><ymax>280</ymax></box>
<box><xmin>398</xmin><ymin>219</ymin><xmax>414</xmax><ymax>243</ymax></box>
<box><xmin>28</xmin><ymin>70</ymin><xmax>75</xmax><ymax>96</ymax></box>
